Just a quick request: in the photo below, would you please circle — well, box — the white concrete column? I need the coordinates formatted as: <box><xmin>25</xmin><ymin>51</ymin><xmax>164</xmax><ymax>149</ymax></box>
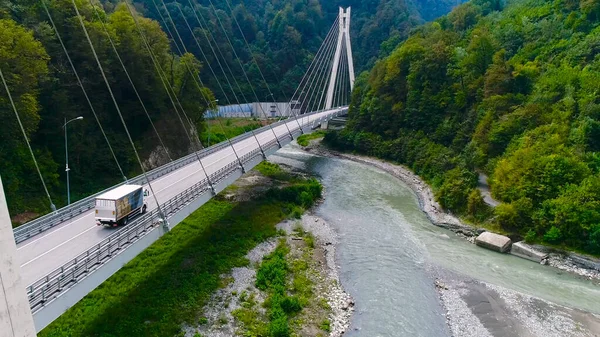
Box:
<box><xmin>0</xmin><ymin>176</ymin><xmax>36</xmax><ymax>337</ymax></box>
<box><xmin>325</xmin><ymin>7</ymin><xmax>355</xmax><ymax>109</ymax></box>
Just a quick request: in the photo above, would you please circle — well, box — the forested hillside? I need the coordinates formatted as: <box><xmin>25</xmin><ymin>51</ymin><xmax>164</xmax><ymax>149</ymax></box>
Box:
<box><xmin>0</xmin><ymin>0</ymin><xmax>458</xmax><ymax>222</ymax></box>
<box><xmin>101</xmin><ymin>0</ymin><xmax>461</xmax><ymax>100</ymax></box>
<box><xmin>0</xmin><ymin>1</ymin><xmax>210</xmax><ymax>219</ymax></box>
<box><xmin>327</xmin><ymin>0</ymin><xmax>600</xmax><ymax>255</ymax></box>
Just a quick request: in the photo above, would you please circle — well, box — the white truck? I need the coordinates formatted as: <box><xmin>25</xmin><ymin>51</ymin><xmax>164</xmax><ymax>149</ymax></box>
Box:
<box><xmin>95</xmin><ymin>184</ymin><xmax>148</xmax><ymax>227</ymax></box>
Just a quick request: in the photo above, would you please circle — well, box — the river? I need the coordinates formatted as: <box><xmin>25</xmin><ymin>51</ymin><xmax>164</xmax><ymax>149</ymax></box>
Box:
<box><xmin>270</xmin><ymin>143</ymin><xmax>600</xmax><ymax>337</ymax></box>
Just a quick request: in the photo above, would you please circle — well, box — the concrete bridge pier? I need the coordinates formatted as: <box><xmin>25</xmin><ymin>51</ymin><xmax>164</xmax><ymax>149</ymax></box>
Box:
<box><xmin>0</xmin><ymin>176</ymin><xmax>36</xmax><ymax>337</ymax></box>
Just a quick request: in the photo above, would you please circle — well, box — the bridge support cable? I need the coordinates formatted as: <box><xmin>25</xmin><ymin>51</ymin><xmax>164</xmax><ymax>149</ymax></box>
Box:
<box><xmin>317</xmin><ymin>23</ymin><xmax>345</xmax><ymax>111</ymax></box>
<box><xmin>193</xmin><ymin>0</ymin><xmax>293</xmax><ymax>148</ymax></box>
<box><xmin>173</xmin><ymin>3</ymin><xmax>267</xmax><ymax>159</ymax></box>
<box><xmin>40</xmin><ymin>0</ymin><xmax>128</xmax><ymax>183</ymax></box>
<box><xmin>122</xmin><ymin>2</ymin><xmax>216</xmax><ymax>193</ymax></box>
<box><xmin>187</xmin><ymin>0</ymin><xmax>293</xmax><ymax>145</ymax></box>
<box><xmin>283</xmin><ymin>17</ymin><xmax>338</xmax><ymax>129</ymax></box>
<box><xmin>305</xmin><ymin>26</ymin><xmax>340</xmax><ymax>115</ymax></box>
<box><xmin>70</xmin><ymin>0</ymin><xmax>167</xmax><ymax>225</ymax></box>
<box><xmin>87</xmin><ymin>0</ymin><xmax>173</xmax><ymax>163</ymax></box>
<box><xmin>205</xmin><ymin>0</ymin><xmax>295</xmax><ymax>141</ymax></box>
<box><xmin>279</xmin><ymin>16</ymin><xmax>340</xmax><ymax>130</ymax></box>
<box><xmin>151</xmin><ymin>0</ymin><xmax>246</xmax><ymax>171</ymax></box>
<box><xmin>301</xmin><ymin>21</ymin><xmax>339</xmax><ymax>114</ymax></box>
<box><xmin>0</xmin><ymin>67</ymin><xmax>57</xmax><ymax>212</ymax></box>
<box><xmin>219</xmin><ymin>0</ymin><xmax>303</xmax><ymax>135</ymax></box>
<box><xmin>279</xmin><ymin>14</ymin><xmax>339</xmax><ymax>126</ymax></box>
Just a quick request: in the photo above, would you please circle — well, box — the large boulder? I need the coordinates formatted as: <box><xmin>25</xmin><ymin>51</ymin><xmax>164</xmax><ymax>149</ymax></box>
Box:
<box><xmin>510</xmin><ymin>241</ymin><xmax>548</xmax><ymax>263</ymax></box>
<box><xmin>475</xmin><ymin>232</ymin><xmax>512</xmax><ymax>253</ymax></box>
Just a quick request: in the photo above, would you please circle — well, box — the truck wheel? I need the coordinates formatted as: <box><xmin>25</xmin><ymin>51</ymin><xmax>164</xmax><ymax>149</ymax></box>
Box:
<box><xmin>122</xmin><ymin>217</ymin><xmax>128</xmax><ymax>226</ymax></box>
<box><xmin>142</xmin><ymin>205</ymin><xmax>147</xmax><ymax>214</ymax></box>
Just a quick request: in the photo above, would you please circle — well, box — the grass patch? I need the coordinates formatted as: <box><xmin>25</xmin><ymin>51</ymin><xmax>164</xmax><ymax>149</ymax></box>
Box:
<box><xmin>255</xmin><ymin>161</ymin><xmax>293</xmax><ymax>181</ymax></box>
<box><xmin>297</xmin><ymin>130</ymin><xmax>327</xmax><ymax>147</ymax></box>
<box><xmin>201</xmin><ymin>118</ymin><xmax>266</xmax><ymax>146</ymax></box>
<box><xmin>256</xmin><ymin>241</ymin><xmax>302</xmax><ymax>337</ymax></box>
<box><xmin>319</xmin><ymin>319</ymin><xmax>331</xmax><ymax>332</ymax></box>
<box><xmin>40</xmin><ymin>165</ymin><xmax>322</xmax><ymax>337</ymax></box>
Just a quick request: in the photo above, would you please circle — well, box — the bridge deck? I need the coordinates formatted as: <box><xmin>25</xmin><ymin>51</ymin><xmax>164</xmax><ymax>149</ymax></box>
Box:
<box><xmin>17</xmin><ymin>109</ymin><xmax>341</xmax><ymax>287</ymax></box>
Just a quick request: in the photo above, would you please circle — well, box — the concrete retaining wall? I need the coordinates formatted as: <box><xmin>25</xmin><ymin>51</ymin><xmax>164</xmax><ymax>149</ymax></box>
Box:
<box><xmin>475</xmin><ymin>232</ymin><xmax>512</xmax><ymax>253</ymax></box>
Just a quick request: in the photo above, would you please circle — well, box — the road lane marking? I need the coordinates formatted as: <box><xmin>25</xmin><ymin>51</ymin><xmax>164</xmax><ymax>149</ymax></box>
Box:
<box><xmin>20</xmin><ymin>224</ymin><xmax>99</xmax><ymax>268</ymax></box>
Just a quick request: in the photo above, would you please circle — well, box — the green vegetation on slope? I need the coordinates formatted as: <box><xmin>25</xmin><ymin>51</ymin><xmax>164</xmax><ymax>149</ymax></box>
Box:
<box><xmin>110</xmin><ymin>0</ymin><xmax>460</xmax><ymax>95</ymax></box>
<box><xmin>297</xmin><ymin>130</ymin><xmax>327</xmax><ymax>147</ymax></box>
<box><xmin>201</xmin><ymin>118</ymin><xmax>264</xmax><ymax>146</ymax></box>
<box><xmin>39</xmin><ymin>162</ymin><xmax>322</xmax><ymax>337</ymax></box>
<box><xmin>1</xmin><ymin>0</ymin><xmax>460</xmax><ymax>218</ymax></box>
<box><xmin>326</xmin><ymin>0</ymin><xmax>600</xmax><ymax>255</ymax></box>
<box><xmin>0</xmin><ymin>1</ymin><xmax>211</xmax><ymax>218</ymax></box>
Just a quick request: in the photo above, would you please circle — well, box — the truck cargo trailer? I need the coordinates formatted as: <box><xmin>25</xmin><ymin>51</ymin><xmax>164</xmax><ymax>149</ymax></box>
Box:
<box><xmin>95</xmin><ymin>184</ymin><xmax>148</xmax><ymax>227</ymax></box>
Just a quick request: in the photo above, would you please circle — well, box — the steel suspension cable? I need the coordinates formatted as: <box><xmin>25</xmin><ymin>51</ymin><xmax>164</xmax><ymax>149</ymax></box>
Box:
<box><xmin>294</xmin><ymin>21</ymin><xmax>339</xmax><ymax>126</ymax></box>
<box><xmin>183</xmin><ymin>1</ymin><xmax>276</xmax><ymax>135</ymax></box>
<box><xmin>0</xmin><ymin>67</ymin><xmax>56</xmax><ymax>211</ymax></box>
<box><xmin>173</xmin><ymin>3</ymin><xmax>266</xmax><ymax>158</ymax></box>
<box><xmin>41</xmin><ymin>0</ymin><xmax>127</xmax><ymax>182</ymax></box>
<box><xmin>122</xmin><ymin>1</ymin><xmax>215</xmax><ymax>192</ymax></box>
<box><xmin>221</xmin><ymin>0</ymin><xmax>308</xmax><ymax>131</ymax></box>
<box><xmin>316</xmin><ymin>31</ymin><xmax>340</xmax><ymax>111</ymax></box>
<box><xmin>153</xmin><ymin>0</ymin><xmax>246</xmax><ymax>169</ymax></box>
<box><xmin>310</xmin><ymin>27</ymin><xmax>339</xmax><ymax>113</ymax></box>
<box><xmin>203</xmin><ymin>0</ymin><xmax>295</xmax><ymax>141</ymax></box>
<box><xmin>286</xmin><ymin>15</ymin><xmax>339</xmax><ymax>113</ymax></box>
<box><xmin>213</xmin><ymin>0</ymin><xmax>295</xmax><ymax>134</ymax></box>
<box><xmin>296</xmin><ymin>18</ymin><xmax>339</xmax><ymax>127</ymax></box>
<box><xmin>87</xmin><ymin>0</ymin><xmax>172</xmax><ymax>162</ymax></box>
<box><xmin>70</xmin><ymin>0</ymin><xmax>165</xmax><ymax>219</ymax></box>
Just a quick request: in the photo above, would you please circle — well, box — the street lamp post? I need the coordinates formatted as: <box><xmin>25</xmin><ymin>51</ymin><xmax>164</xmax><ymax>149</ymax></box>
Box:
<box><xmin>63</xmin><ymin>116</ymin><xmax>83</xmax><ymax>205</ymax></box>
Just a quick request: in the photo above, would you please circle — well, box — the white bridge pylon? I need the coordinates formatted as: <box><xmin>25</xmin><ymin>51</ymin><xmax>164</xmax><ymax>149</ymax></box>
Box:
<box><xmin>325</xmin><ymin>7</ymin><xmax>355</xmax><ymax>110</ymax></box>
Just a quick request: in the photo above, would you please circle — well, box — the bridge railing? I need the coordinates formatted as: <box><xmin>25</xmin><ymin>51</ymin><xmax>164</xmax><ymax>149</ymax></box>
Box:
<box><xmin>13</xmin><ymin>107</ymin><xmax>346</xmax><ymax>244</ymax></box>
<box><xmin>25</xmin><ymin>107</ymin><xmax>346</xmax><ymax>313</ymax></box>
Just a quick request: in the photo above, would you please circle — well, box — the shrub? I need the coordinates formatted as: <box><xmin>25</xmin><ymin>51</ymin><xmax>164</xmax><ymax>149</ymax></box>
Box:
<box><xmin>269</xmin><ymin>316</ymin><xmax>290</xmax><ymax>337</ymax></box>
<box><xmin>319</xmin><ymin>319</ymin><xmax>331</xmax><ymax>332</ymax></box>
<box><xmin>280</xmin><ymin>296</ymin><xmax>302</xmax><ymax>314</ymax></box>
<box><xmin>524</xmin><ymin>229</ymin><xmax>537</xmax><ymax>243</ymax></box>
<box><xmin>543</xmin><ymin>226</ymin><xmax>563</xmax><ymax>244</ymax></box>
<box><xmin>467</xmin><ymin>188</ymin><xmax>491</xmax><ymax>221</ymax></box>
<box><xmin>585</xmin><ymin>225</ymin><xmax>600</xmax><ymax>254</ymax></box>
<box><xmin>436</xmin><ymin>167</ymin><xmax>478</xmax><ymax>213</ymax></box>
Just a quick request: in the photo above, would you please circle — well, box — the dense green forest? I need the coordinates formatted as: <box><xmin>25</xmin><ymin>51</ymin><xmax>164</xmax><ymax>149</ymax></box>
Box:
<box><xmin>101</xmin><ymin>0</ymin><xmax>461</xmax><ymax>99</ymax></box>
<box><xmin>1</xmin><ymin>0</ymin><xmax>459</xmax><ymax>221</ymax></box>
<box><xmin>0</xmin><ymin>0</ymin><xmax>211</xmax><ymax>219</ymax></box>
<box><xmin>326</xmin><ymin>0</ymin><xmax>600</xmax><ymax>255</ymax></box>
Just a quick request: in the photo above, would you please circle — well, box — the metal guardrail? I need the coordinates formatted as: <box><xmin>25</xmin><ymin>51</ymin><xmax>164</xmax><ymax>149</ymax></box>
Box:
<box><xmin>25</xmin><ymin>107</ymin><xmax>346</xmax><ymax>313</ymax></box>
<box><xmin>13</xmin><ymin>108</ymin><xmax>346</xmax><ymax>244</ymax></box>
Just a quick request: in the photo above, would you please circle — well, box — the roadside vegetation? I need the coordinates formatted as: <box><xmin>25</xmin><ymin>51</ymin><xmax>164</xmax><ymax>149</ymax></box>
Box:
<box><xmin>326</xmin><ymin>0</ymin><xmax>600</xmax><ymax>256</ymax></box>
<box><xmin>297</xmin><ymin>130</ymin><xmax>328</xmax><ymax>147</ymax></box>
<box><xmin>39</xmin><ymin>162</ymin><xmax>322</xmax><ymax>337</ymax></box>
<box><xmin>201</xmin><ymin>118</ymin><xmax>266</xmax><ymax>147</ymax></box>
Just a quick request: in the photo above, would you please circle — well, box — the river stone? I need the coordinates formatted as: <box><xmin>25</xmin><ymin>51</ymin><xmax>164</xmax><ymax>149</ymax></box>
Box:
<box><xmin>510</xmin><ymin>241</ymin><xmax>548</xmax><ymax>263</ymax></box>
<box><xmin>475</xmin><ymin>232</ymin><xmax>512</xmax><ymax>253</ymax></box>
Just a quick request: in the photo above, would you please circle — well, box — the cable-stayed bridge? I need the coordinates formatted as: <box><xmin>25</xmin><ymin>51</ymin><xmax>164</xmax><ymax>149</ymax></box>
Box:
<box><xmin>0</xmin><ymin>4</ymin><xmax>355</xmax><ymax>334</ymax></box>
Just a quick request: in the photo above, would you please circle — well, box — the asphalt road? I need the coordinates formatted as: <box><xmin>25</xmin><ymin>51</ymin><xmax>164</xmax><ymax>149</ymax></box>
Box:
<box><xmin>17</xmin><ymin>110</ymin><xmax>338</xmax><ymax>286</ymax></box>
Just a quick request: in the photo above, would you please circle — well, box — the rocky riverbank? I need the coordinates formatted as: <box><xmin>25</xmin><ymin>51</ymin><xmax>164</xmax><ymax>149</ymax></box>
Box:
<box><xmin>434</xmin><ymin>269</ymin><xmax>600</xmax><ymax>337</ymax></box>
<box><xmin>303</xmin><ymin>142</ymin><xmax>600</xmax><ymax>282</ymax></box>
<box><xmin>183</xmin><ymin>208</ymin><xmax>353</xmax><ymax>336</ymax></box>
